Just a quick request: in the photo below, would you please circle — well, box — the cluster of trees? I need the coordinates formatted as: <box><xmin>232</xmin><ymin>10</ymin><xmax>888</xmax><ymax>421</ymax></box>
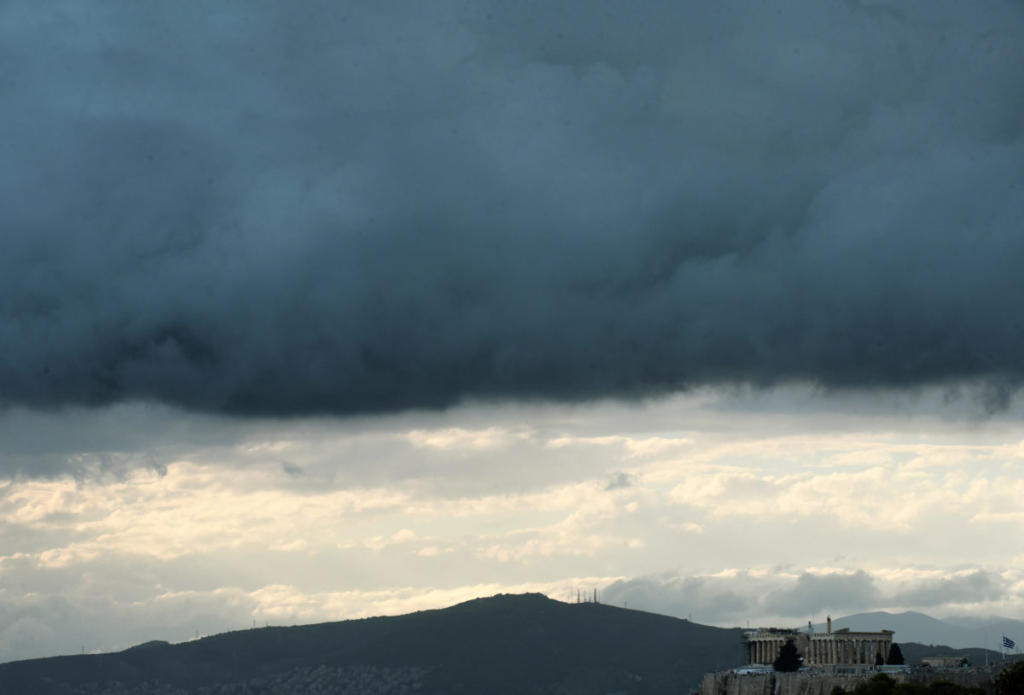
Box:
<box><xmin>994</xmin><ymin>661</ymin><xmax>1024</xmax><ymax>695</ymax></box>
<box><xmin>827</xmin><ymin>661</ymin><xmax>1024</xmax><ymax>695</ymax></box>
<box><xmin>831</xmin><ymin>674</ymin><xmax>982</xmax><ymax>695</ymax></box>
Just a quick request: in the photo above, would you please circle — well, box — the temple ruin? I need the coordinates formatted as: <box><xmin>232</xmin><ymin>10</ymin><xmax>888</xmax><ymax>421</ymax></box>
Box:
<box><xmin>743</xmin><ymin>616</ymin><xmax>894</xmax><ymax>670</ymax></box>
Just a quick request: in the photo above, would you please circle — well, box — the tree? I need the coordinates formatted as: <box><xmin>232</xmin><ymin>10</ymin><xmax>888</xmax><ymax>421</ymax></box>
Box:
<box><xmin>853</xmin><ymin>673</ymin><xmax>895</xmax><ymax>695</ymax></box>
<box><xmin>887</xmin><ymin>643</ymin><xmax>905</xmax><ymax>666</ymax></box>
<box><xmin>994</xmin><ymin>661</ymin><xmax>1024</xmax><ymax>695</ymax></box>
<box><xmin>875</xmin><ymin>651</ymin><xmax>885</xmax><ymax>666</ymax></box>
<box><xmin>773</xmin><ymin>638</ymin><xmax>802</xmax><ymax>672</ymax></box>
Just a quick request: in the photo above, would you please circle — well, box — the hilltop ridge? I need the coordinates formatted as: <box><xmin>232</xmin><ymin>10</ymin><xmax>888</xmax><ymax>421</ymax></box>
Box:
<box><xmin>0</xmin><ymin>593</ymin><xmax>743</xmax><ymax>695</ymax></box>
<box><xmin>822</xmin><ymin>611</ymin><xmax>1024</xmax><ymax>650</ymax></box>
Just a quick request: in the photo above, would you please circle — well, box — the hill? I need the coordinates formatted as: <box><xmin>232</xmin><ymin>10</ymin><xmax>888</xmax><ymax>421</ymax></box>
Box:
<box><xmin>0</xmin><ymin>593</ymin><xmax>744</xmax><ymax>695</ymax></box>
<box><xmin>899</xmin><ymin>642</ymin><xmax>1003</xmax><ymax>666</ymax></box>
<box><xmin>821</xmin><ymin>611</ymin><xmax>1024</xmax><ymax>650</ymax></box>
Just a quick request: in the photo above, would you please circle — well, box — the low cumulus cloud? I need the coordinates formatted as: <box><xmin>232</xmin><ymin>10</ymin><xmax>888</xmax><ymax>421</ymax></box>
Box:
<box><xmin>601</xmin><ymin>568</ymin><xmax>1015</xmax><ymax>627</ymax></box>
<box><xmin>763</xmin><ymin>571</ymin><xmax>880</xmax><ymax>617</ymax></box>
<box><xmin>603</xmin><ymin>570</ymin><xmax>882</xmax><ymax>625</ymax></box>
<box><xmin>601</xmin><ymin>574</ymin><xmax>754</xmax><ymax>623</ymax></box>
<box><xmin>892</xmin><ymin>570</ymin><xmax>1007</xmax><ymax>607</ymax></box>
<box><xmin>2</xmin><ymin>1</ymin><xmax>1024</xmax><ymax>416</ymax></box>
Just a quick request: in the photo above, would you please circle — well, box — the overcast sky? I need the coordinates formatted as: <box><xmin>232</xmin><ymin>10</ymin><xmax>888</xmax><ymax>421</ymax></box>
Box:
<box><xmin>3</xmin><ymin>0</ymin><xmax>1024</xmax><ymax>663</ymax></box>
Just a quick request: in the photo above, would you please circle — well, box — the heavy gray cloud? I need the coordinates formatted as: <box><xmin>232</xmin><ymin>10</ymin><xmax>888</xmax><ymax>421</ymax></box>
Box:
<box><xmin>600</xmin><ymin>569</ymin><xmax>1016</xmax><ymax>633</ymax></box>
<box><xmin>892</xmin><ymin>570</ymin><xmax>1007</xmax><ymax>607</ymax></box>
<box><xmin>601</xmin><ymin>574</ymin><xmax>754</xmax><ymax>624</ymax></box>
<box><xmin>763</xmin><ymin>571</ymin><xmax>880</xmax><ymax>617</ymax></box>
<box><xmin>3</xmin><ymin>1</ymin><xmax>1024</xmax><ymax>415</ymax></box>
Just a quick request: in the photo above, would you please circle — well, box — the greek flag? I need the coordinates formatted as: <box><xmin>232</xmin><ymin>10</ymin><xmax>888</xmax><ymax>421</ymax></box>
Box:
<box><xmin>1003</xmin><ymin>636</ymin><xmax>1016</xmax><ymax>649</ymax></box>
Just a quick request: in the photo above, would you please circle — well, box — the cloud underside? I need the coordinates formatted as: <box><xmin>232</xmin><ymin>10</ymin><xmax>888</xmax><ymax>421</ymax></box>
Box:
<box><xmin>3</xmin><ymin>1</ymin><xmax>1024</xmax><ymax>415</ymax></box>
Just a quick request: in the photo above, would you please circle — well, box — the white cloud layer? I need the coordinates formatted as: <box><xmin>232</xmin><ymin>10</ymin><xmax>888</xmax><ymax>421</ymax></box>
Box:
<box><xmin>2</xmin><ymin>391</ymin><xmax>1023</xmax><ymax>662</ymax></box>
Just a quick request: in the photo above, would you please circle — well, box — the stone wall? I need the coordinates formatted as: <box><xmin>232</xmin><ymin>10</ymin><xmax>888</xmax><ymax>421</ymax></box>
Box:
<box><xmin>700</xmin><ymin>667</ymin><xmax>996</xmax><ymax>695</ymax></box>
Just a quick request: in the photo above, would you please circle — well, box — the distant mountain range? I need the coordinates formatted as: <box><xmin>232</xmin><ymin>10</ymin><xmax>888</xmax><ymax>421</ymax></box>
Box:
<box><xmin>1</xmin><ymin>596</ymin><xmax>1015</xmax><ymax>695</ymax></box>
<box><xmin>815</xmin><ymin>611</ymin><xmax>1024</xmax><ymax>651</ymax></box>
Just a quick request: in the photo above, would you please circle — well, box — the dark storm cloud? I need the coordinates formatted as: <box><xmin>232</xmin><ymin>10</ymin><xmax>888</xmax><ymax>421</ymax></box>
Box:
<box><xmin>3</xmin><ymin>1</ymin><xmax>1024</xmax><ymax>415</ymax></box>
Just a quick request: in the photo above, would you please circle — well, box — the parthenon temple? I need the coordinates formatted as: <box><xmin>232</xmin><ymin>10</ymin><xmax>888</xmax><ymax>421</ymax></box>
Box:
<box><xmin>744</xmin><ymin>617</ymin><xmax>893</xmax><ymax>670</ymax></box>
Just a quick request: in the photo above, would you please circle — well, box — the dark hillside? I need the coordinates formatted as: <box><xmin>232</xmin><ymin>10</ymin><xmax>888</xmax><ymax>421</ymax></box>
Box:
<box><xmin>0</xmin><ymin>593</ymin><xmax>745</xmax><ymax>694</ymax></box>
<box><xmin>898</xmin><ymin>642</ymin><xmax>1005</xmax><ymax>667</ymax></box>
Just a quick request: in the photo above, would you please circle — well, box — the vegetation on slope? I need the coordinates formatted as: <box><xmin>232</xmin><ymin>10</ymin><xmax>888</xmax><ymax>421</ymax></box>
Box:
<box><xmin>0</xmin><ymin>593</ymin><xmax>744</xmax><ymax>695</ymax></box>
